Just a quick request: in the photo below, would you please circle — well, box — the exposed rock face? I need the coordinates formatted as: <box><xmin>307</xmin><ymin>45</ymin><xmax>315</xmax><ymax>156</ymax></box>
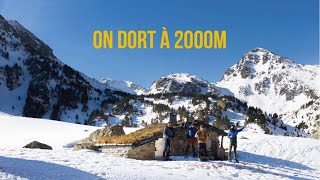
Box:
<box><xmin>23</xmin><ymin>141</ymin><xmax>52</xmax><ymax>150</ymax></box>
<box><xmin>81</xmin><ymin>125</ymin><xmax>125</xmax><ymax>144</ymax></box>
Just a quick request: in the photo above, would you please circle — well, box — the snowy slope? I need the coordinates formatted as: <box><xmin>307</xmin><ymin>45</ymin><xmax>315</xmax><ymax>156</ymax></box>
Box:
<box><xmin>0</xmin><ymin>15</ymin><xmax>101</xmax><ymax>122</ymax></box>
<box><xmin>0</xmin><ymin>113</ymin><xmax>101</xmax><ymax>149</ymax></box>
<box><xmin>281</xmin><ymin>99</ymin><xmax>320</xmax><ymax>134</ymax></box>
<box><xmin>0</xmin><ymin>115</ymin><xmax>319</xmax><ymax>180</ymax></box>
<box><xmin>217</xmin><ymin>48</ymin><xmax>319</xmax><ymax>114</ymax></box>
<box><xmin>0</xmin><ymin>15</ymin><xmax>138</xmax><ymax>124</ymax></box>
<box><xmin>148</xmin><ymin>73</ymin><xmax>219</xmax><ymax>95</ymax></box>
<box><xmin>101</xmin><ymin>78</ymin><xmax>146</xmax><ymax>95</ymax></box>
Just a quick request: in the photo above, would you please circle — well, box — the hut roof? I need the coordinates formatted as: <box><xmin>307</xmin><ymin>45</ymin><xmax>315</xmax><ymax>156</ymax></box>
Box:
<box><xmin>97</xmin><ymin>124</ymin><xmax>164</xmax><ymax>146</ymax></box>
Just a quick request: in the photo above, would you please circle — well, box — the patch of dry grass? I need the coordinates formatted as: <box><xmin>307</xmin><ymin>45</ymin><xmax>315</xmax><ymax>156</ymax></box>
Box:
<box><xmin>97</xmin><ymin>124</ymin><xmax>165</xmax><ymax>145</ymax></box>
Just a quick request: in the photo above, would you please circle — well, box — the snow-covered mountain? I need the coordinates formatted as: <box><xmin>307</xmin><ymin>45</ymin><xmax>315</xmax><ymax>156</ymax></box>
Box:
<box><xmin>1</xmin><ymin>15</ymin><xmax>318</xmax><ymax>136</ymax></box>
<box><xmin>216</xmin><ymin>48</ymin><xmax>319</xmax><ymax>133</ymax></box>
<box><xmin>0</xmin><ymin>15</ymin><xmax>127</xmax><ymax>123</ymax></box>
<box><xmin>148</xmin><ymin>73</ymin><xmax>219</xmax><ymax>95</ymax></box>
<box><xmin>101</xmin><ymin>78</ymin><xmax>146</xmax><ymax>95</ymax></box>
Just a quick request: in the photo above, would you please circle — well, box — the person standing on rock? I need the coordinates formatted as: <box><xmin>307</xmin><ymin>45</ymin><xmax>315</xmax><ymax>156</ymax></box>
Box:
<box><xmin>162</xmin><ymin>122</ymin><xmax>175</xmax><ymax>161</ymax></box>
<box><xmin>195</xmin><ymin>125</ymin><xmax>208</xmax><ymax>161</ymax></box>
<box><xmin>228</xmin><ymin>125</ymin><xmax>244</xmax><ymax>162</ymax></box>
<box><xmin>185</xmin><ymin>123</ymin><xmax>198</xmax><ymax>157</ymax></box>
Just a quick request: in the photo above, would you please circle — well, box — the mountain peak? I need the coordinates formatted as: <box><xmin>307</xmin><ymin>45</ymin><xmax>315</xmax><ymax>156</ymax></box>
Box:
<box><xmin>164</xmin><ymin>73</ymin><xmax>207</xmax><ymax>83</ymax></box>
<box><xmin>148</xmin><ymin>73</ymin><xmax>217</xmax><ymax>95</ymax></box>
<box><xmin>245</xmin><ymin>47</ymin><xmax>278</xmax><ymax>58</ymax></box>
<box><xmin>250</xmin><ymin>47</ymin><xmax>271</xmax><ymax>53</ymax></box>
<box><xmin>238</xmin><ymin>47</ymin><xmax>295</xmax><ymax>67</ymax></box>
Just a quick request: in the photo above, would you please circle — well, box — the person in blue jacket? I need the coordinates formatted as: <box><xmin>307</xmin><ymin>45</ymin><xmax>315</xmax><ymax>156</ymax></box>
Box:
<box><xmin>228</xmin><ymin>125</ymin><xmax>244</xmax><ymax>162</ymax></box>
<box><xmin>184</xmin><ymin>123</ymin><xmax>198</xmax><ymax>157</ymax></box>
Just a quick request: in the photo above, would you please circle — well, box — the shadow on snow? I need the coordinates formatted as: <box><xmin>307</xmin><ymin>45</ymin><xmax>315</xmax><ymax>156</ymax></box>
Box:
<box><xmin>217</xmin><ymin>151</ymin><xmax>317</xmax><ymax>180</ymax></box>
<box><xmin>0</xmin><ymin>156</ymin><xmax>104</xmax><ymax>180</ymax></box>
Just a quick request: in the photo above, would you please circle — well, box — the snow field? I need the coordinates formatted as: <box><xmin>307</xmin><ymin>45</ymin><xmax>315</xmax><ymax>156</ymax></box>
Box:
<box><xmin>0</xmin><ymin>115</ymin><xmax>319</xmax><ymax>179</ymax></box>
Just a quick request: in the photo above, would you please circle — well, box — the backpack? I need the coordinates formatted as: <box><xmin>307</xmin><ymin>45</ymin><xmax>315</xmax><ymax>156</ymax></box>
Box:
<box><xmin>197</xmin><ymin>130</ymin><xmax>207</xmax><ymax>141</ymax></box>
<box><xmin>187</xmin><ymin>127</ymin><xmax>196</xmax><ymax>138</ymax></box>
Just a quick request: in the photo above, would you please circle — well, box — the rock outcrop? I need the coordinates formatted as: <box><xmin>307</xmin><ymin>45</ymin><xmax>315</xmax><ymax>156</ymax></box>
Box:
<box><xmin>81</xmin><ymin>125</ymin><xmax>125</xmax><ymax>144</ymax></box>
<box><xmin>23</xmin><ymin>141</ymin><xmax>52</xmax><ymax>150</ymax></box>
<box><xmin>74</xmin><ymin>125</ymin><xmax>125</xmax><ymax>151</ymax></box>
<box><xmin>310</xmin><ymin>125</ymin><xmax>320</xmax><ymax>140</ymax></box>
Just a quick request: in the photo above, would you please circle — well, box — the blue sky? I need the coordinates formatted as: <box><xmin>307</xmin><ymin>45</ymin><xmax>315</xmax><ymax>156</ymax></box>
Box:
<box><xmin>0</xmin><ymin>0</ymin><xmax>319</xmax><ymax>87</ymax></box>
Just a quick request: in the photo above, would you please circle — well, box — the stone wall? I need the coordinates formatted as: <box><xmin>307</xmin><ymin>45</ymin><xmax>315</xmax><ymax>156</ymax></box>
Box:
<box><xmin>217</xmin><ymin>147</ymin><xmax>227</xmax><ymax>160</ymax></box>
<box><xmin>100</xmin><ymin>142</ymin><xmax>155</xmax><ymax>160</ymax></box>
<box><xmin>206</xmin><ymin>131</ymin><xmax>220</xmax><ymax>160</ymax></box>
<box><xmin>155</xmin><ymin>129</ymin><xmax>226</xmax><ymax>160</ymax></box>
<box><xmin>127</xmin><ymin>142</ymin><xmax>155</xmax><ymax>160</ymax></box>
<box><xmin>171</xmin><ymin>130</ymin><xmax>189</xmax><ymax>156</ymax></box>
<box><xmin>100</xmin><ymin>145</ymin><xmax>132</xmax><ymax>158</ymax></box>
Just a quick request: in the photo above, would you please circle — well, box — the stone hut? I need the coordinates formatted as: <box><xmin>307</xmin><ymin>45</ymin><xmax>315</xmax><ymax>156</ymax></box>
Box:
<box><xmin>93</xmin><ymin>121</ymin><xmax>227</xmax><ymax>161</ymax></box>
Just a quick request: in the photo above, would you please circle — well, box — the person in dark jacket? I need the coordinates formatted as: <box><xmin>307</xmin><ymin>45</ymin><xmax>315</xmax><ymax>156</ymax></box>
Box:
<box><xmin>228</xmin><ymin>125</ymin><xmax>244</xmax><ymax>162</ymax></box>
<box><xmin>185</xmin><ymin>123</ymin><xmax>197</xmax><ymax>157</ymax></box>
<box><xmin>162</xmin><ymin>122</ymin><xmax>174</xmax><ymax>161</ymax></box>
<box><xmin>183</xmin><ymin>121</ymin><xmax>191</xmax><ymax>128</ymax></box>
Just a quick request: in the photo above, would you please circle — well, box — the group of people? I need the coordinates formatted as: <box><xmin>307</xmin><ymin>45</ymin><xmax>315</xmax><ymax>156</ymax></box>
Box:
<box><xmin>162</xmin><ymin>122</ymin><xmax>244</xmax><ymax>162</ymax></box>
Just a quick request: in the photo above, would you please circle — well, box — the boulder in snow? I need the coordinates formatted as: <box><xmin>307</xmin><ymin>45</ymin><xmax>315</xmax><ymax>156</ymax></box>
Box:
<box><xmin>23</xmin><ymin>141</ymin><xmax>53</xmax><ymax>150</ymax></box>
